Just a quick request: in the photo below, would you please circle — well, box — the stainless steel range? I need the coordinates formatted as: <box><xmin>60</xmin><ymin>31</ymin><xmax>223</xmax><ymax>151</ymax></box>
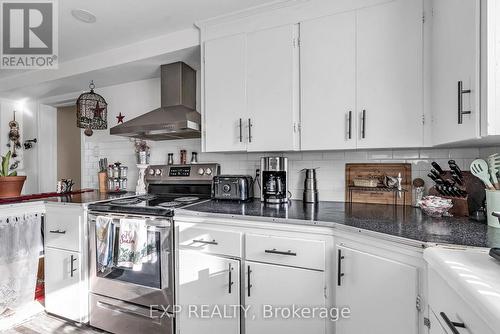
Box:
<box><xmin>87</xmin><ymin>163</ymin><xmax>219</xmax><ymax>334</ymax></box>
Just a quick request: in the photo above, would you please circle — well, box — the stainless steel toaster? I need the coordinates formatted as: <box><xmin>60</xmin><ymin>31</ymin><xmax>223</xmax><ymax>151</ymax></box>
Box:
<box><xmin>212</xmin><ymin>175</ymin><xmax>254</xmax><ymax>201</ymax></box>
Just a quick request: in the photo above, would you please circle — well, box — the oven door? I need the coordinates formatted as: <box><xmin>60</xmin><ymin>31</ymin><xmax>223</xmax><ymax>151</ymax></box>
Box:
<box><xmin>89</xmin><ymin>212</ymin><xmax>174</xmax><ymax>309</ymax></box>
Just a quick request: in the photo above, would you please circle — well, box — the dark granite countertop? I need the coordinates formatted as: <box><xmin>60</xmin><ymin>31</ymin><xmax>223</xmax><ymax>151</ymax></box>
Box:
<box><xmin>0</xmin><ymin>190</ymin><xmax>135</xmax><ymax>206</ymax></box>
<box><xmin>177</xmin><ymin>199</ymin><xmax>500</xmax><ymax>248</ymax></box>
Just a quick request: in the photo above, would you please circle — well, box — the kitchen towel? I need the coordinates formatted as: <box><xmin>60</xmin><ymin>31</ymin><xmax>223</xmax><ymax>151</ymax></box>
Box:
<box><xmin>95</xmin><ymin>216</ymin><xmax>114</xmax><ymax>272</ymax></box>
<box><xmin>116</xmin><ymin>218</ymin><xmax>149</xmax><ymax>271</ymax></box>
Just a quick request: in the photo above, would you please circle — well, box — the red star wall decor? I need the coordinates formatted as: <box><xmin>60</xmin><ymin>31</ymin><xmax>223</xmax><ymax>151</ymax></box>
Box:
<box><xmin>116</xmin><ymin>112</ymin><xmax>125</xmax><ymax>124</ymax></box>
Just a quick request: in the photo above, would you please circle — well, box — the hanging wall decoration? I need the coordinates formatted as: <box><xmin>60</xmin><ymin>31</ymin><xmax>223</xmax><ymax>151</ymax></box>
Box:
<box><xmin>7</xmin><ymin>111</ymin><xmax>21</xmax><ymax>158</ymax></box>
<box><xmin>76</xmin><ymin>80</ymin><xmax>108</xmax><ymax>136</ymax></box>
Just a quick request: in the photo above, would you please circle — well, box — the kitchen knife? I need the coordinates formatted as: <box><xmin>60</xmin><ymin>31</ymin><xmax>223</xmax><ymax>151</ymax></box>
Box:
<box><xmin>451</xmin><ymin>172</ymin><xmax>463</xmax><ymax>185</ymax></box>
<box><xmin>430</xmin><ymin>169</ymin><xmax>444</xmax><ymax>181</ymax></box>
<box><xmin>449</xmin><ymin>161</ymin><xmax>463</xmax><ymax>179</ymax></box>
<box><xmin>427</xmin><ymin>173</ymin><xmax>438</xmax><ymax>183</ymax></box>
<box><xmin>432</xmin><ymin>161</ymin><xmax>446</xmax><ymax>175</ymax></box>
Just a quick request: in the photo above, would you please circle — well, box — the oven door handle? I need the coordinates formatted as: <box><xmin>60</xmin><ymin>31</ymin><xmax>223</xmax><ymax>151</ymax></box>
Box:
<box><xmin>96</xmin><ymin>301</ymin><xmax>161</xmax><ymax>321</ymax></box>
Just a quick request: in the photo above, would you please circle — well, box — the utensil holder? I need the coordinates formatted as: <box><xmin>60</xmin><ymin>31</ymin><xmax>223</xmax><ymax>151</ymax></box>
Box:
<box><xmin>98</xmin><ymin>172</ymin><xmax>108</xmax><ymax>193</ymax></box>
<box><xmin>486</xmin><ymin>190</ymin><xmax>500</xmax><ymax>228</ymax></box>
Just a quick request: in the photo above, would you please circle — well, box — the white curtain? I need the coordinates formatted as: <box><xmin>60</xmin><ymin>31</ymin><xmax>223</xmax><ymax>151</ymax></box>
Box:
<box><xmin>0</xmin><ymin>213</ymin><xmax>42</xmax><ymax>314</ymax></box>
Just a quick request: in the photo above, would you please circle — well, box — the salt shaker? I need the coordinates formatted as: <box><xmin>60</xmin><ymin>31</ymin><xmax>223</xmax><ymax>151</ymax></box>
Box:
<box><xmin>167</xmin><ymin>153</ymin><xmax>174</xmax><ymax>165</ymax></box>
<box><xmin>190</xmin><ymin>152</ymin><xmax>198</xmax><ymax>164</ymax></box>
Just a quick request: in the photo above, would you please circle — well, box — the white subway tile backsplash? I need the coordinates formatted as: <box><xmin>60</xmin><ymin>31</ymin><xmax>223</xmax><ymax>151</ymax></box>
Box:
<box><xmin>419</xmin><ymin>149</ymin><xmax>449</xmax><ymax>159</ymax></box>
<box><xmin>82</xmin><ymin>135</ymin><xmax>496</xmax><ymax>201</ymax></box>
<box><xmin>367</xmin><ymin>150</ymin><xmax>393</xmax><ymax>160</ymax></box>
<box><xmin>449</xmin><ymin>148</ymin><xmax>480</xmax><ymax>159</ymax></box>
<box><xmin>392</xmin><ymin>149</ymin><xmax>419</xmax><ymax>159</ymax></box>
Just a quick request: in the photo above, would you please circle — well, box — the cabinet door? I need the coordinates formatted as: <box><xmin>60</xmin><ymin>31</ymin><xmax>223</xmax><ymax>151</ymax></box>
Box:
<box><xmin>45</xmin><ymin>248</ymin><xmax>85</xmax><ymax>322</ymax></box>
<box><xmin>245</xmin><ymin>262</ymin><xmax>325</xmax><ymax>334</ymax></box>
<box><xmin>246</xmin><ymin>24</ymin><xmax>300</xmax><ymax>151</ymax></box>
<box><xmin>431</xmin><ymin>0</ymin><xmax>480</xmax><ymax>144</ymax></box>
<box><xmin>335</xmin><ymin>245</ymin><xmax>419</xmax><ymax>334</ymax></box>
<box><xmin>356</xmin><ymin>0</ymin><xmax>424</xmax><ymax>148</ymax></box>
<box><xmin>178</xmin><ymin>250</ymin><xmax>240</xmax><ymax>334</ymax></box>
<box><xmin>300</xmin><ymin>11</ymin><xmax>356</xmax><ymax>150</ymax></box>
<box><xmin>204</xmin><ymin>34</ymin><xmax>247</xmax><ymax>152</ymax></box>
<box><xmin>429</xmin><ymin>310</ymin><xmax>449</xmax><ymax>334</ymax></box>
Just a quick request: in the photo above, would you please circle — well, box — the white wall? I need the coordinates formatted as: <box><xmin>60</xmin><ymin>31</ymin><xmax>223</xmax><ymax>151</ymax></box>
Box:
<box><xmin>80</xmin><ymin>78</ymin><xmax>498</xmax><ymax>202</ymax></box>
<box><xmin>0</xmin><ymin>99</ymin><xmax>42</xmax><ymax>194</ymax></box>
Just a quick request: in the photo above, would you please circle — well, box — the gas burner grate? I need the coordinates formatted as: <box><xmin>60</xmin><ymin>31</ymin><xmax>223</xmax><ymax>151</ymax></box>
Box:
<box><xmin>110</xmin><ymin>198</ymin><xmax>143</xmax><ymax>205</ymax></box>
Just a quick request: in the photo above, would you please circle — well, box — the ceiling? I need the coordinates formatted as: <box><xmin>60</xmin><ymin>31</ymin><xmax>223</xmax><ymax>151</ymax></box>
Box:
<box><xmin>56</xmin><ymin>0</ymin><xmax>274</xmax><ymax>63</ymax></box>
<box><xmin>0</xmin><ymin>0</ymin><xmax>278</xmax><ymax>93</ymax></box>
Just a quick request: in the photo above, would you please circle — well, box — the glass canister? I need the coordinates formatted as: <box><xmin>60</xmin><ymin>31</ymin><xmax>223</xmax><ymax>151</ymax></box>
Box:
<box><xmin>119</xmin><ymin>166</ymin><xmax>128</xmax><ymax>178</ymax></box>
<box><xmin>112</xmin><ymin>165</ymin><xmax>120</xmax><ymax>178</ymax></box>
<box><xmin>107</xmin><ymin>178</ymin><xmax>114</xmax><ymax>191</ymax></box>
<box><xmin>113</xmin><ymin>178</ymin><xmax>120</xmax><ymax>191</ymax></box>
<box><xmin>107</xmin><ymin>165</ymin><xmax>114</xmax><ymax>178</ymax></box>
<box><xmin>119</xmin><ymin>178</ymin><xmax>127</xmax><ymax>191</ymax></box>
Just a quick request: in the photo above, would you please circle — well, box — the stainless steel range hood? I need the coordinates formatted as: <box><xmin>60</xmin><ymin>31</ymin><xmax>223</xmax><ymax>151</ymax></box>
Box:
<box><xmin>110</xmin><ymin>62</ymin><xmax>201</xmax><ymax>140</ymax></box>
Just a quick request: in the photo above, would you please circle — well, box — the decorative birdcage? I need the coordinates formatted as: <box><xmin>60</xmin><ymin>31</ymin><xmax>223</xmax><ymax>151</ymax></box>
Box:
<box><xmin>76</xmin><ymin>80</ymin><xmax>108</xmax><ymax>135</ymax></box>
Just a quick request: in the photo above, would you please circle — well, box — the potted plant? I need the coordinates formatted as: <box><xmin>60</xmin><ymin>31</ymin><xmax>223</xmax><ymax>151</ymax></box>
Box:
<box><xmin>0</xmin><ymin>150</ymin><xmax>26</xmax><ymax>198</ymax></box>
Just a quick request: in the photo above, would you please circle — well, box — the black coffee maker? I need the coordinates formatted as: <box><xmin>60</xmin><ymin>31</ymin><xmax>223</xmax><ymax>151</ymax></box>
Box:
<box><xmin>260</xmin><ymin>157</ymin><xmax>288</xmax><ymax>204</ymax></box>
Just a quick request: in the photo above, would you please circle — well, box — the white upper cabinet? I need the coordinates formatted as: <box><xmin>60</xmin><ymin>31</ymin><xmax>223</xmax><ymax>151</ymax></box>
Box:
<box><xmin>431</xmin><ymin>0</ymin><xmax>480</xmax><ymax>145</ymax></box>
<box><xmin>246</xmin><ymin>24</ymin><xmax>300</xmax><ymax>152</ymax></box>
<box><xmin>356</xmin><ymin>0</ymin><xmax>424</xmax><ymax>148</ymax></box>
<box><xmin>203</xmin><ymin>34</ymin><xmax>247</xmax><ymax>152</ymax></box>
<box><xmin>300</xmin><ymin>11</ymin><xmax>357</xmax><ymax>150</ymax></box>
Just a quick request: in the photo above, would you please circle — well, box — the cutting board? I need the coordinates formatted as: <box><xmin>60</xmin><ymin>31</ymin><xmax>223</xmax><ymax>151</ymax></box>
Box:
<box><xmin>345</xmin><ymin>163</ymin><xmax>412</xmax><ymax>206</ymax></box>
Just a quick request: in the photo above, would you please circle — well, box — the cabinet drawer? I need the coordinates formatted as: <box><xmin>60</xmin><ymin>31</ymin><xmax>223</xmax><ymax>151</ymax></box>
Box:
<box><xmin>90</xmin><ymin>294</ymin><xmax>172</xmax><ymax>334</ymax></box>
<box><xmin>428</xmin><ymin>269</ymin><xmax>495</xmax><ymax>334</ymax></box>
<box><xmin>45</xmin><ymin>208</ymin><xmax>83</xmax><ymax>252</ymax></box>
<box><xmin>178</xmin><ymin>226</ymin><xmax>242</xmax><ymax>257</ymax></box>
<box><xmin>245</xmin><ymin>233</ymin><xmax>325</xmax><ymax>271</ymax></box>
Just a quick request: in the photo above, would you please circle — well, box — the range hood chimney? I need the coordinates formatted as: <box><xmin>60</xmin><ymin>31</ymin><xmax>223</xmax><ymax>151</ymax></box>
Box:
<box><xmin>110</xmin><ymin>62</ymin><xmax>201</xmax><ymax>140</ymax></box>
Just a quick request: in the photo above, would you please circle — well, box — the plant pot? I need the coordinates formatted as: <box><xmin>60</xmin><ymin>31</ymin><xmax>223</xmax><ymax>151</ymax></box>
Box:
<box><xmin>0</xmin><ymin>176</ymin><xmax>27</xmax><ymax>198</ymax></box>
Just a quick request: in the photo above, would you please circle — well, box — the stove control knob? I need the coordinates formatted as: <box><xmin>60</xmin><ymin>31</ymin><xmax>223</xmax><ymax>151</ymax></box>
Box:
<box><xmin>197</xmin><ymin>168</ymin><xmax>205</xmax><ymax>175</ymax></box>
<box><xmin>148</xmin><ymin>168</ymin><xmax>155</xmax><ymax>176</ymax></box>
<box><xmin>223</xmin><ymin>184</ymin><xmax>231</xmax><ymax>193</ymax></box>
<box><xmin>155</xmin><ymin>169</ymin><xmax>162</xmax><ymax>176</ymax></box>
<box><xmin>205</xmin><ymin>168</ymin><xmax>212</xmax><ymax>175</ymax></box>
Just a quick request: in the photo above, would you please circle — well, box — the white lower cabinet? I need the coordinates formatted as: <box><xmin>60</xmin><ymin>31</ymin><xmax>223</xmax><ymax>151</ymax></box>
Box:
<box><xmin>335</xmin><ymin>243</ymin><xmax>419</xmax><ymax>334</ymax></box>
<box><xmin>44</xmin><ymin>204</ymin><xmax>88</xmax><ymax>323</ymax></box>
<box><xmin>428</xmin><ymin>268</ymin><xmax>495</xmax><ymax>334</ymax></box>
<box><xmin>44</xmin><ymin>248</ymin><xmax>86</xmax><ymax>322</ymax></box>
<box><xmin>245</xmin><ymin>261</ymin><xmax>326</xmax><ymax>334</ymax></box>
<box><xmin>178</xmin><ymin>250</ymin><xmax>240</xmax><ymax>334</ymax></box>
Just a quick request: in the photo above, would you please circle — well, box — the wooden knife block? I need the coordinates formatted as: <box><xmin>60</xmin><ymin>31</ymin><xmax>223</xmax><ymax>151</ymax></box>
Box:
<box><xmin>428</xmin><ymin>171</ymin><xmax>485</xmax><ymax>217</ymax></box>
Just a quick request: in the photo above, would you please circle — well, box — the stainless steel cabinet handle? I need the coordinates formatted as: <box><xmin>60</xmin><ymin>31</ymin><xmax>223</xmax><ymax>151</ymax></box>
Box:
<box><xmin>192</xmin><ymin>239</ymin><xmax>218</xmax><ymax>245</ymax></box>
<box><xmin>228</xmin><ymin>263</ymin><xmax>234</xmax><ymax>294</ymax></box>
<box><xmin>337</xmin><ymin>249</ymin><xmax>345</xmax><ymax>286</ymax></box>
<box><xmin>70</xmin><ymin>255</ymin><xmax>77</xmax><ymax>277</ymax></box>
<box><xmin>49</xmin><ymin>229</ymin><xmax>66</xmax><ymax>234</ymax></box>
<box><xmin>247</xmin><ymin>265</ymin><xmax>252</xmax><ymax>297</ymax></box>
<box><xmin>458</xmin><ymin>81</ymin><xmax>471</xmax><ymax>124</ymax></box>
<box><xmin>347</xmin><ymin>111</ymin><xmax>352</xmax><ymax>139</ymax></box>
<box><xmin>248</xmin><ymin>118</ymin><xmax>252</xmax><ymax>143</ymax></box>
<box><xmin>440</xmin><ymin>312</ymin><xmax>466</xmax><ymax>334</ymax></box>
<box><xmin>264</xmin><ymin>249</ymin><xmax>297</xmax><ymax>256</ymax></box>
<box><xmin>361</xmin><ymin>109</ymin><xmax>366</xmax><ymax>139</ymax></box>
<box><xmin>238</xmin><ymin>118</ymin><xmax>243</xmax><ymax>142</ymax></box>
